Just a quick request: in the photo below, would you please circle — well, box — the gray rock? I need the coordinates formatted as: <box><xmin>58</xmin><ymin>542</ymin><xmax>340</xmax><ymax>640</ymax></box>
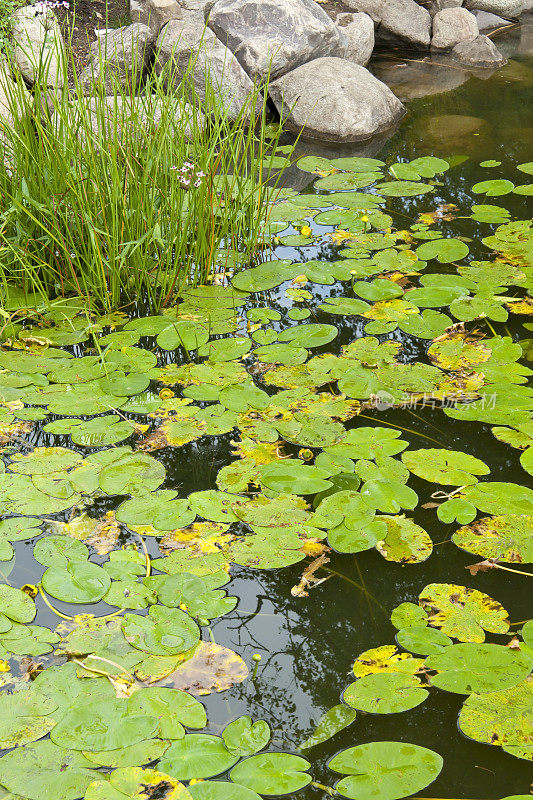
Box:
<box><xmin>336</xmin><ymin>12</ymin><xmax>375</xmax><ymax>65</ymax></box>
<box><xmin>465</xmin><ymin>0</ymin><xmax>522</xmax><ymax>15</ymax></box>
<box><xmin>130</xmin><ymin>0</ymin><xmax>182</xmax><ymax>32</ymax></box>
<box><xmin>207</xmin><ymin>0</ymin><xmax>342</xmax><ymax>81</ymax></box>
<box><xmin>269</xmin><ymin>56</ymin><xmax>405</xmax><ymax>143</ymax></box>
<box><xmin>12</xmin><ymin>5</ymin><xmax>65</xmax><ymax>87</ymax></box>
<box><xmin>431</xmin><ymin>7</ymin><xmax>478</xmax><ymax>48</ymax></box>
<box><xmin>344</xmin><ymin>0</ymin><xmax>432</xmax><ymax>47</ymax></box>
<box><xmin>450</xmin><ymin>32</ymin><xmax>508</xmax><ymax>63</ymax></box>
<box><xmin>80</xmin><ymin>23</ymin><xmax>156</xmax><ymax>95</ymax></box>
<box><xmin>180</xmin><ymin>0</ymin><xmax>208</xmax><ymax>9</ymax></box>
<box><xmin>473</xmin><ymin>9</ymin><xmax>513</xmax><ymax>27</ymax></box>
<box><xmin>155</xmin><ymin>18</ymin><xmax>260</xmax><ymax>120</ymax></box>
<box><xmin>428</xmin><ymin>0</ymin><xmax>463</xmax><ymax>14</ymax></box>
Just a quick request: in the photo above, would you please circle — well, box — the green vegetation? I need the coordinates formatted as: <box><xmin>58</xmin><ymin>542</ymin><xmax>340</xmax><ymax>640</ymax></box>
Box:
<box><xmin>0</xmin><ymin>53</ymin><xmax>288</xmax><ymax>310</ymax></box>
<box><xmin>0</xmin><ymin>114</ymin><xmax>532</xmax><ymax>799</ymax></box>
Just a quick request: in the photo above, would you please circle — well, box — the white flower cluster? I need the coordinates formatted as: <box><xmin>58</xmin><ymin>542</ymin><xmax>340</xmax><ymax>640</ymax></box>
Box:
<box><xmin>32</xmin><ymin>0</ymin><xmax>69</xmax><ymax>15</ymax></box>
<box><xmin>170</xmin><ymin>161</ymin><xmax>206</xmax><ymax>189</ymax></box>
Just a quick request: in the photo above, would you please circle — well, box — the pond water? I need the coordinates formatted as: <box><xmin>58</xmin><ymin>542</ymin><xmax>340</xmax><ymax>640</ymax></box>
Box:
<box><xmin>0</xmin><ymin>20</ymin><xmax>532</xmax><ymax>800</ymax></box>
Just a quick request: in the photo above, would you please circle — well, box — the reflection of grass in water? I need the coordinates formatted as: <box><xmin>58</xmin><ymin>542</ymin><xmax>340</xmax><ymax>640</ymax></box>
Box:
<box><xmin>0</xmin><ymin>44</ymin><xmax>289</xmax><ymax>310</ymax></box>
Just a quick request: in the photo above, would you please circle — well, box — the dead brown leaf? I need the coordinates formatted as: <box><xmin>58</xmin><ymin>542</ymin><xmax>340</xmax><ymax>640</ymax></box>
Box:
<box><xmin>166</xmin><ymin>641</ymin><xmax>248</xmax><ymax>696</ymax></box>
<box><xmin>291</xmin><ymin>553</ymin><xmax>331</xmax><ymax>598</ymax></box>
<box><xmin>465</xmin><ymin>558</ymin><xmax>500</xmax><ymax>575</ymax></box>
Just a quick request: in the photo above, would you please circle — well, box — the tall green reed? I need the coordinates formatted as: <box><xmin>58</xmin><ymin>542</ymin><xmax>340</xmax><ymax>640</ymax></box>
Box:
<box><xmin>0</xmin><ymin>33</ymin><xmax>289</xmax><ymax>311</ymax></box>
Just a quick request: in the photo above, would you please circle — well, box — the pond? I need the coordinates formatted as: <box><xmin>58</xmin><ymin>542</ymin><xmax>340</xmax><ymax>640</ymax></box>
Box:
<box><xmin>0</xmin><ymin>21</ymin><xmax>532</xmax><ymax>800</ymax></box>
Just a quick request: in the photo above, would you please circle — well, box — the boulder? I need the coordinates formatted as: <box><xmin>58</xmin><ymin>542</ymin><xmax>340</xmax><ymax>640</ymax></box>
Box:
<box><xmin>336</xmin><ymin>12</ymin><xmax>375</xmax><ymax>65</ymax></box>
<box><xmin>80</xmin><ymin>23</ymin><xmax>156</xmax><ymax>95</ymax></box>
<box><xmin>130</xmin><ymin>0</ymin><xmax>182</xmax><ymax>31</ymax></box>
<box><xmin>428</xmin><ymin>0</ymin><xmax>463</xmax><ymax>14</ymax></box>
<box><xmin>207</xmin><ymin>0</ymin><xmax>342</xmax><ymax>81</ymax></box>
<box><xmin>269</xmin><ymin>57</ymin><xmax>405</xmax><ymax>143</ymax></box>
<box><xmin>431</xmin><ymin>7</ymin><xmax>479</xmax><ymax>48</ymax></box>
<box><xmin>344</xmin><ymin>0</ymin><xmax>432</xmax><ymax>48</ymax></box>
<box><xmin>450</xmin><ymin>32</ymin><xmax>508</xmax><ymax>64</ymax></box>
<box><xmin>473</xmin><ymin>9</ymin><xmax>513</xmax><ymax>27</ymax></box>
<box><xmin>155</xmin><ymin>19</ymin><xmax>260</xmax><ymax>120</ymax></box>
<box><xmin>181</xmin><ymin>0</ymin><xmax>208</xmax><ymax>9</ymax></box>
<box><xmin>11</xmin><ymin>5</ymin><xmax>65</xmax><ymax>87</ymax></box>
<box><xmin>465</xmin><ymin>0</ymin><xmax>522</xmax><ymax>15</ymax></box>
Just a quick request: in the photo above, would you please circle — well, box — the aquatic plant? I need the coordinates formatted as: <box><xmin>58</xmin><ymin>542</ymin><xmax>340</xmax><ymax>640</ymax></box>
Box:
<box><xmin>0</xmin><ymin>155</ymin><xmax>531</xmax><ymax>799</ymax></box>
<box><xmin>0</xmin><ymin>47</ymin><xmax>289</xmax><ymax>310</ymax></box>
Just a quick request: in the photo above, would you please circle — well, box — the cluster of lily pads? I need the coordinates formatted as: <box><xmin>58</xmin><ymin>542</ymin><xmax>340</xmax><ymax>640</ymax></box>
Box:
<box><xmin>0</xmin><ymin>154</ymin><xmax>531</xmax><ymax>800</ymax></box>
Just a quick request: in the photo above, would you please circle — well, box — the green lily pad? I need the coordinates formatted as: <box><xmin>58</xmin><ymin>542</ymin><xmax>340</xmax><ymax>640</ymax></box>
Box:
<box><xmin>188</xmin><ymin>782</ymin><xmax>262</xmax><ymax>800</ymax></box>
<box><xmin>344</xmin><ymin>672</ymin><xmax>428</xmax><ymax>714</ymax></box>
<box><xmin>41</xmin><ymin>561</ymin><xmax>111</xmax><ymax>604</ymax></box>
<box><xmin>51</xmin><ymin>698</ymin><xmax>159</xmax><ymax>751</ymax></box>
<box><xmin>82</xmin><ymin>739</ymin><xmax>170</xmax><ymax>768</ymax></box>
<box><xmin>0</xmin><ymin>688</ymin><xmax>57</xmax><ymax>749</ymax></box>
<box><xmin>99</xmin><ymin>451</ymin><xmax>166</xmax><ymax>496</ymax></box>
<box><xmin>396</xmin><ymin>625</ymin><xmax>452</xmax><ymax>655</ymax></box>
<box><xmin>198</xmin><ymin>338</ymin><xmax>252</xmax><ymax>362</ymax></box>
<box><xmin>376</xmin><ymin>516</ymin><xmax>433</xmax><ymax>564</ymax></box>
<box><xmin>159</xmin><ymin>735</ymin><xmax>239</xmax><ymax>780</ymax></box>
<box><xmin>374</xmin><ymin>181</ymin><xmax>434</xmax><ymax>197</ymax></box>
<box><xmin>427</xmin><ymin>643</ymin><xmax>532</xmax><ymax>694</ymax></box>
<box><xmin>259</xmin><ymin>460</ymin><xmax>332</xmax><ymax>495</ymax></box>
<box><xmin>0</xmin><ymin>585</ymin><xmax>36</xmax><ymax>623</ymax></box>
<box><xmin>415</xmin><ymin>238</ymin><xmax>469</xmax><ymax>263</ymax></box>
<box><xmin>0</xmin><ymin>741</ymin><xmax>96</xmax><ymax>800</ymax></box>
<box><xmin>472</xmin><ymin>179</ymin><xmax>515</xmax><ymax>196</ymax></box>
<box><xmin>278</xmin><ymin>323</ymin><xmax>338</xmax><ymax>349</ymax></box>
<box><xmin>328</xmin><ymin>741</ymin><xmax>443</xmax><ymax>800</ymax></box>
<box><xmin>299</xmin><ymin>705</ymin><xmax>357</xmax><ymax>750</ymax></box>
<box><xmin>122</xmin><ymin>606</ymin><xmax>200</xmax><ymax>656</ymax></box>
<box><xmin>222</xmin><ymin>716</ymin><xmax>270</xmax><ymax>757</ymax></box>
<box><xmin>128</xmin><ymin>687</ymin><xmax>206</xmax><ymax>738</ymax></box>
<box><xmin>229</xmin><ymin>753</ymin><xmax>311</xmax><ymax>795</ymax></box>
<box><xmin>401</xmin><ymin>448</ymin><xmax>489</xmax><ymax>486</ymax></box>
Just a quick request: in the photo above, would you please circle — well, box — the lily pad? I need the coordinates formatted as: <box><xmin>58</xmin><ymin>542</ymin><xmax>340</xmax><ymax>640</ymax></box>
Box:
<box><xmin>452</xmin><ymin>514</ymin><xmax>533</xmax><ymax>563</ymax></box>
<box><xmin>229</xmin><ymin>753</ymin><xmax>311</xmax><ymax>796</ymax></box>
<box><xmin>0</xmin><ymin>741</ymin><xmax>96</xmax><ymax>800</ymax></box>
<box><xmin>328</xmin><ymin>741</ymin><xmax>443</xmax><ymax>800</ymax></box>
<box><xmin>159</xmin><ymin>735</ymin><xmax>239</xmax><ymax>780</ymax></box>
<box><xmin>85</xmin><ymin>769</ymin><xmax>192</xmax><ymax>799</ymax></box>
<box><xmin>427</xmin><ymin>643</ymin><xmax>532</xmax><ymax>694</ymax></box>
<box><xmin>344</xmin><ymin>672</ymin><xmax>428</xmax><ymax>714</ymax></box>
<box><xmin>458</xmin><ymin>677</ymin><xmax>533</xmax><ymax>760</ymax></box>
<box><xmin>419</xmin><ymin>583</ymin><xmax>510</xmax><ymax>642</ymax></box>
<box><xmin>299</xmin><ymin>705</ymin><xmax>357</xmax><ymax>750</ymax></box>
<box><xmin>401</xmin><ymin>448</ymin><xmax>489</xmax><ymax>486</ymax></box>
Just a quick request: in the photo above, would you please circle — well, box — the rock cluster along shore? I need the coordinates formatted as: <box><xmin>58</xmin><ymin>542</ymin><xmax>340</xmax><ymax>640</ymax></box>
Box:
<box><xmin>1</xmin><ymin>0</ymin><xmax>530</xmax><ymax>143</ymax></box>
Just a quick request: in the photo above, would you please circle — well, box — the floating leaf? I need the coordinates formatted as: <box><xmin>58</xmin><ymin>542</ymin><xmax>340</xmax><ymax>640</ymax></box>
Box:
<box><xmin>415</xmin><ymin>238</ymin><xmax>469</xmax><ymax>263</ymax></box>
<box><xmin>453</xmin><ymin>514</ymin><xmax>533</xmax><ymax>563</ymax></box>
<box><xmin>458</xmin><ymin>677</ymin><xmax>533</xmax><ymax>760</ymax></box>
<box><xmin>376</xmin><ymin>516</ymin><xmax>433</xmax><ymax>564</ymax></box>
<box><xmin>229</xmin><ymin>753</ymin><xmax>311</xmax><ymax>796</ymax></box>
<box><xmin>401</xmin><ymin>448</ymin><xmax>489</xmax><ymax>486</ymax></box>
<box><xmin>344</xmin><ymin>672</ymin><xmax>428</xmax><ymax>714</ymax></box>
<box><xmin>396</xmin><ymin>625</ymin><xmax>452</xmax><ymax>656</ymax></box>
<box><xmin>299</xmin><ymin>705</ymin><xmax>357</xmax><ymax>750</ymax></box>
<box><xmin>0</xmin><ymin>585</ymin><xmax>36</xmax><ymax>624</ymax></box>
<box><xmin>159</xmin><ymin>735</ymin><xmax>238</xmax><ymax>781</ymax></box>
<box><xmin>419</xmin><ymin>583</ymin><xmax>510</xmax><ymax>642</ymax></box>
<box><xmin>122</xmin><ymin>606</ymin><xmax>199</xmax><ymax>656</ymax></box>
<box><xmin>472</xmin><ymin>179</ymin><xmax>515</xmax><ymax>196</ymax></box>
<box><xmin>167</xmin><ymin>642</ymin><xmax>248</xmax><ymax>695</ymax></box>
<box><xmin>426</xmin><ymin>643</ymin><xmax>532</xmax><ymax>694</ymax></box>
<box><xmin>84</xmin><ymin>768</ymin><xmax>193</xmax><ymax>800</ymax></box>
<box><xmin>188</xmin><ymin>782</ymin><xmax>262</xmax><ymax>800</ymax></box>
<box><xmin>222</xmin><ymin>716</ymin><xmax>270</xmax><ymax>757</ymax></box>
<box><xmin>328</xmin><ymin>741</ymin><xmax>443</xmax><ymax>800</ymax></box>
<box><xmin>41</xmin><ymin>561</ymin><xmax>111</xmax><ymax>604</ymax></box>
<box><xmin>278</xmin><ymin>323</ymin><xmax>338</xmax><ymax>349</ymax></box>
<box><xmin>0</xmin><ymin>689</ymin><xmax>57</xmax><ymax>749</ymax></box>
<box><xmin>0</xmin><ymin>741</ymin><xmax>96</xmax><ymax>800</ymax></box>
